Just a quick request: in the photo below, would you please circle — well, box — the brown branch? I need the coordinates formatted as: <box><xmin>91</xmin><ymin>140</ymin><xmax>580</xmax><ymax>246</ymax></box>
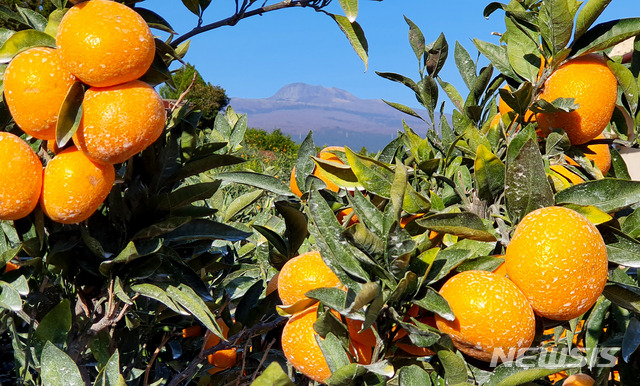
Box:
<box><xmin>170</xmin><ymin>0</ymin><xmax>330</xmax><ymax>48</ymax></box>
<box><xmin>144</xmin><ymin>333</ymin><xmax>171</xmax><ymax>386</ymax></box>
<box><xmin>167</xmin><ymin>316</ymin><xmax>287</xmax><ymax>386</ymax></box>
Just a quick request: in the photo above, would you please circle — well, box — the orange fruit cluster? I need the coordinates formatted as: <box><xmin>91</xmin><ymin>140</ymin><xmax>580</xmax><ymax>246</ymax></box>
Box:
<box><xmin>2</xmin><ymin>0</ymin><xmax>166</xmax><ymax>223</ymax></box>
<box><xmin>290</xmin><ymin>146</ymin><xmax>347</xmax><ymax>196</ymax></box>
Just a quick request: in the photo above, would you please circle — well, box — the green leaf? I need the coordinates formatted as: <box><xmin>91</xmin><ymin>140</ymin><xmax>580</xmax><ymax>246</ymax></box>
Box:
<box><xmin>275</xmin><ymin>200</ymin><xmax>308</xmax><ymax>256</ymax></box>
<box><xmin>16</xmin><ymin>7</ymin><xmax>48</xmax><ymax>31</ymax></box>
<box><xmin>437</xmin><ymin>77</ymin><xmax>464</xmax><ymax>112</ymax></box>
<box><xmin>131</xmin><ymin>283</ymin><xmax>185</xmax><ymax>315</ymax></box>
<box><xmin>603</xmin><ymin>282</ymin><xmax>640</xmax><ymax>313</ymax></box>
<box><xmin>486</xmin><ymin>353</ymin><xmax>584</xmax><ymax>386</ymax></box>
<box><xmin>167</xmin><ymin>284</ymin><xmax>222</xmax><ymax>340</ymax></box>
<box><xmin>295</xmin><ymin>131</ymin><xmax>316</xmax><ymax>192</ymax></box>
<box><xmin>159</xmin><ymin>181</ymin><xmax>222</xmax><ymax>211</ymax></box>
<box><xmin>561</xmin><ymin>204</ymin><xmax>612</xmax><ymax>225</ymax></box>
<box><xmin>253</xmin><ymin>225</ymin><xmax>288</xmax><ymax>257</ymax></box>
<box><xmin>229</xmin><ymin>114</ymin><xmax>248</xmax><ymax>150</ymax></box>
<box><xmin>0</xmin><ymin>29</ymin><xmax>56</xmax><ymax>63</ymax></box>
<box><xmin>622</xmin><ymin>207</ymin><xmax>640</xmax><ymax>238</ymax></box>
<box><xmin>413</xmin><ymin>287</ymin><xmax>454</xmax><ymax>321</ymax></box>
<box><xmin>345</xmin><ymin>147</ymin><xmax>394</xmax><ymax>198</ymax></box>
<box><xmin>530</xmin><ymin>97</ymin><xmax>579</xmax><ymax>113</ymax></box>
<box><xmin>571</xmin><ymin>18</ymin><xmax>640</xmax><ymax>57</ymax></box>
<box><xmin>317</xmin><ymin>332</ymin><xmax>351</xmax><ymax>374</ymax></box>
<box><xmin>425</xmin><ymin>248</ymin><xmax>472</xmax><ymax>284</ymax></box>
<box><xmin>224</xmin><ymin>189</ymin><xmax>263</xmax><ymax>222</ymax></box>
<box><xmin>34</xmin><ymin>299</ymin><xmax>71</xmax><ymax>356</ymax></box>
<box><xmin>538</xmin><ymin>0</ymin><xmax>577</xmax><ymax>55</ymax></box>
<box><xmin>474</xmin><ymin>144</ymin><xmax>505</xmax><ymax>201</ymax></box>
<box><xmin>167</xmin><ymin>154</ymin><xmax>245</xmax><ymax>183</ymax></box>
<box><xmin>55</xmin><ymin>81</ymin><xmax>84</xmax><ymax>148</ymax></box>
<box><xmin>312</xmin><ymin>155</ymin><xmax>362</xmax><ymax>190</ymax></box>
<box><xmin>609</xmin><ymin>60</ymin><xmax>638</xmax><ymax>115</ymax></box>
<box><xmin>181</xmin><ymin>0</ymin><xmax>200</xmax><ymax>16</ymax></box>
<box><xmin>375</xmin><ymin>71</ymin><xmax>417</xmax><ymax>91</ymax></box>
<box><xmin>574</xmin><ymin>0</ymin><xmax>613</xmax><ymax>40</ymax></box>
<box><xmin>398</xmin><ymin>365</ymin><xmax>432</xmax><ymax>386</ymax></box>
<box><xmin>132</xmin><ymin>217</ymin><xmax>192</xmax><ymax>240</ymax></box>
<box><xmin>338</xmin><ymin>0</ymin><xmax>358</xmax><ymax>22</ymax></box>
<box><xmin>404</xmin><ymin>16</ymin><xmax>425</xmax><ymax>60</ymax></box>
<box><xmin>416</xmin><ymin>212</ymin><xmax>496</xmax><ymax>242</ymax></box>
<box><xmin>44</xmin><ymin>9</ymin><xmax>65</xmax><ymax>37</ymax></box>
<box><xmin>163</xmin><ymin>219</ymin><xmax>252</xmax><ymax>242</ymax></box>
<box><xmin>603</xmin><ymin>227</ymin><xmax>640</xmax><ymax>267</ymax></box>
<box><xmin>425</xmin><ymin>32</ymin><xmax>448</xmax><ymax>77</ymax></box>
<box><xmin>455</xmin><ymin>255</ymin><xmax>504</xmax><ymax>273</ymax></box>
<box><xmin>473</xmin><ymin>39</ymin><xmax>520</xmax><ymax>80</ymax></box>
<box><xmin>135</xmin><ymin>8</ymin><xmax>176</xmax><ymax>34</ymax></box>
<box><xmin>435</xmin><ymin>345</ymin><xmax>468</xmax><ymax>384</ymax></box>
<box><xmin>454</xmin><ymin>41</ymin><xmax>476</xmax><ymax>91</ymax></box>
<box><xmin>505</xmin><ymin>139</ymin><xmax>554</xmax><ymax>222</ymax></box>
<box><xmin>41</xmin><ymin>342</ymin><xmax>84</xmax><ymax>386</ymax></box>
<box><xmin>330</xmin><ymin>14</ymin><xmax>368</xmax><ymax>71</ymax></box>
<box><xmin>0</xmin><ymin>281</ymin><xmax>21</xmax><ymax>311</ymax></box>
<box><xmin>622</xmin><ymin>317</ymin><xmax>640</xmax><ymax>363</ymax></box>
<box><xmin>251</xmin><ymin>362</ymin><xmax>295</xmax><ymax>386</ymax></box>
<box><xmin>326</xmin><ymin>363</ymin><xmax>368</xmax><ymax>385</ymax></box>
<box><xmin>585</xmin><ymin>296</ymin><xmax>610</xmax><ymax>367</ymax></box>
<box><xmin>94</xmin><ymin>350</ymin><xmax>125</xmax><ymax>386</ymax></box>
<box><xmin>504</xmin><ymin>16</ymin><xmax>540</xmax><ymax>82</ymax></box>
<box><xmin>216</xmin><ymin>171</ymin><xmax>293</xmax><ymax>196</ymax></box>
<box><xmin>99</xmin><ymin>239</ymin><xmax>162</xmax><ymax>275</ymax></box>
<box><xmin>416</xmin><ymin>76</ymin><xmax>438</xmax><ymax>122</ymax></box>
<box><xmin>382</xmin><ymin>100</ymin><xmax>424</xmax><ymax>120</ymax></box>
<box><xmin>555</xmin><ymin>179</ymin><xmax>640</xmax><ymax>213</ymax></box>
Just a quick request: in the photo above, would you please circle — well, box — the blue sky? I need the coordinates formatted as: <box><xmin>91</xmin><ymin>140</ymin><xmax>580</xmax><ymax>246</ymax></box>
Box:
<box><xmin>146</xmin><ymin>0</ymin><xmax>638</xmax><ymax>110</ymax></box>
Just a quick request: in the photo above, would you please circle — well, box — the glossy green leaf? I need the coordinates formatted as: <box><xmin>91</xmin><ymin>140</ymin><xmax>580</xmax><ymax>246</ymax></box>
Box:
<box><xmin>505</xmin><ymin>139</ymin><xmax>554</xmax><ymax>222</ymax></box>
<box><xmin>555</xmin><ymin>179</ymin><xmax>640</xmax><ymax>213</ymax></box>
<box><xmin>216</xmin><ymin>171</ymin><xmax>293</xmax><ymax>196</ymax></box>
<box><xmin>473</xmin><ymin>39</ymin><xmax>519</xmax><ymax>80</ymax></box>
<box><xmin>435</xmin><ymin>345</ymin><xmax>468</xmax><ymax>384</ymax></box>
<box><xmin>159</xmin><ymin>181</ymin><xmax>222</xmax><ymax>211</ymax></box>
<box><xmin>94</xmin><ymin>350</ymin><xmax>125</xmax><ymax>386</ymax></box>
<box><xmin>33</xmin><ymin>299</ymin><xmax>71</xmax><ymax>356</ymax></box>
<box><xmin>454</xmin><ymin>41</ymin><xmax>476</xmax><ymax>91</ymax></box>
<box><xmin>426</xmin><ymin>248</ymin><xmax>472</xmax><ymax>284</ymax></box>
<box><xmin>345</xmin><ymin>147</ymin><xmax>394</xmax><ymax>197</ymax></box>
<box><xmin>135</xmin><ymin>8</ymin><xmax>176</xmax><ymax>34</ymax></box>
<box><xmin>530</xmin><ymin>97</ymin><xmax>579</xmax><ymax>113</ymax></box>
<box><xmin>455</xmin><ymin>255</ymin><xmax>504</xmax><ymax>273</ymax></box>
<box><xmin>0</xmin><ymin>281</ymin><xmax>21</xmax><ymax>311</ymax></box>
<box><xmin>585</xmin><ymin>296</ymin><xmax>610</xmax><ymax>367</ymax></box>
<box><xmin>0</xmin><ymin>29</ymin><xmax>55</xmax><ymax>63</ymax></box>
<box><xmin>317</xmin><ymin>332</ymin><xmax>351</xmax><ymax>373</ymax></box>
<box><xmin>16</xmin><ymin>7</ymin><xmax>47</xmax><ymax>31</ymax></box>
<box><xmin>41</xmin><ymin>342</ymin><xmax>84</xmax><ymax>386</ymax></box>
<box><xmin>603</xmin><ymin>282</ymin><xmax>640</xmax><ymax>313</ymax></box>
<box><xmin>609</xmin><ymin>61</ymin><xmax>638</xmax><ymax>115</ymax></box>
<box><xmin>229</xmin><ymin>114</ymin><xmax>248</xmax><ymax>150</ymax></box>
<box><xmin>603</xmin><ymin>227</ymin><xmax>640</xmax><ymax>267</ymax></box>
<box><xmin>346</xmin><ymin>189</ymin><xmax>384</xmax><ymax>235</ymax></box>
<box><xmin>416</xmin><ymin>76</ymin><xmax>438</xmax><ymax>122</ymax></box>
<box><xmin>99</xmin><ymin>239</ymin><xmax>162</xmax><ymax>275</ymax></box>
<box><xmin>327</xmin><ymin>363</ymin><xmax>368</xmax><ymax>385</ymax></box>
<box><xmin>504</xmin><ymin>16</ymin><xmax>540</xmax><ymax>82</ymax></box>
<box><xmin>561</xmin><ymin>204</ymin><xmax>612</xmax><ymax>225</ymax></box>
<box><xmin>167</xmin><ymin>284</ymin><xmax>222</xmax><ymax>340</ymax></box>
<box><xmin>571</xmin><ymin>18</ymin><xmax>640</xmax><ymax>57</ymax></box>
<box><xmin>338</xmin><ymin>0</ymin><xmax>358</xmax><ymax>22</ymax></box>
<box><xmin>382</xmin><ymin>100</ymin><xmax>424</xmax><ymax>120</ymax></box>
<box><xmin>131</xmin><ymin>283</ymin><xmax>186</xmax><ymax>315</ymax></box>
<box><xmin>376</xmin><ymin>71</ymin><xmax>417</xmax><ymax>92</ymax></box>
<box><xmin>538</xmin><ymin>0</ymin><xmax>577</xmax><ymax>55</ymax></box>
<box><xmin>224</xmin><ymin>189</ymin><xmax>263</xmax><ymax>222</ymax></box>
<box><xmin>251</xmin><ymin>362</ymin><xmax>295</xmax><ymax>386</ymax></box>
<box><xmin>437</xmin><ymin>77</ymin><xmax>464</xmax><ymax>112</ymax></box>
<box><xmin>330</xmin><ymin>14</ymin><xmax>368</xmax><ymax>71</ymax></box>
<box><xmin>398</xmin><ymin>365</ymin><xmax>432</xmax><ymax>386</ymax></box>
<box><xmin>413</xmin><ymin>287</ymin><xmax>454</xmax><ymax>321</ymax></box>
<box><xmin>132</xmin><ymin>217</ymin><xmax>192</xmax><ymax>240</ymax></box>
<box><xmin>253</xmin><ymin>225</ymin><xmax>288</xmax><ymax>257</ymax></box>
<box><xmin>163</xmin><ymin>219</ymin><xmax>252</xmax><ymax>242</ymax></box>
<box><xmin>312</xmin><ymin>156</ymin><xmax>362</xmax><ymax>190</ymax></box>
<box><xmin>574</xmin><ymin>0</ymin><xmax>613</xmax><ymax>40</ymax></box>
<box><xmin>44</xmin><ymin>9</ymin><xmax>65</xmax><ymax>37</ymax></box>
<box><xmin>417</xmin><ymin>212</ymin><xmax>496</xmax><ymax>242</ymax></box>
<box><xmin>475</xmin><ymin>144</ymin><xmax>505</xmax><ymax>201</ymax></box>
<box><xmin>622</xmin><ymin>207</ymin><xmax>640</xmax><ymax>238</ymax></box>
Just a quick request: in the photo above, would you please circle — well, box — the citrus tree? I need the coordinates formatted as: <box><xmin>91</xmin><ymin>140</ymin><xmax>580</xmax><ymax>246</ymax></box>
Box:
<box><xmin>2</xmin><ymin>0</ymin><xmax>640</xmax><ymax>385</ymax></box>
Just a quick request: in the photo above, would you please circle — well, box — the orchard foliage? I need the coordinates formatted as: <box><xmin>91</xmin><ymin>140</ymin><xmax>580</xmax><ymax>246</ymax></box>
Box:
<box><xmin>1</xmin><ymin>0</ymin><xmax>640</xmax><ymax>385</ymax></box>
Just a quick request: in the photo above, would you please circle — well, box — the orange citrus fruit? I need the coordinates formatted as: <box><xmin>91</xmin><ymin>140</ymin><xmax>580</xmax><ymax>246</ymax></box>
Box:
<box><xmin>265</xmin><ymin>271</ymin><xmax>280</xmax><ymax>297</ymax></box>
<box><xmin>281</xmin><ymin>305</ymin><xmax>332</xmax><ymax>382</ymax></box>
<box><xmin>56</xmin><ymin>0</ymin><xmax>155</xmax><ymax>87</ymax></box>
<box><xmin>567</xmin><ymin>135</ymin><xmax>611</xmax><ymax>175</ymax></box>
<box><xmin>492</xmin><ymin>255</ymin><xmax>508</xmax><ymax>276</ymax></box>
<box><xmin>549</xmin><ymin>164</ymin><xmax>584</xmax><ymax>185</ymax></box>
<box><xmin>346</xmin><ymin>318</ymin><xmax>376</xmax><ymax>347</ymax></box>
<box><xmin>277</xmin><ymin>251</ymin><xmax>341</xmax><ymax>306</ymax></box>
<box><xmin>181</xmin><ymin>325</ymin><xmax>202</xmax><ymax>339</ymax></box>
<box><xmin>563</xmin><ymin>373</ymin><xmax>595</xmax><ymax>386</ymax></box>
<box><xmin>207</xmin><ymin>348</ymin><xmax>237</xmax><ymax>375</ymax></box>
<box><xmin>3</xmin><ymin>47</ymin><xmax>76</xmax><ymax>139</ymax></box>
<box><xmin>349</xmin><ymin>339</ymin><xmax>373</xmax><ymax>365</ymax></box>
<box><xmin>394</xmin><ymin>316</ymin><xmax>436</xmax><ymax>356</ymax></box>
<box><xmin>314</xmin><ymin>146</ymin><xmax>344</xmax><ymax>192</ymax></box>
<box><xmin>4</xmin><ymin>261</ymin><xmax>20</xmax><ymax>273</ymax></box>
<box><xmin>435</xmin><ymin>270</ymin><xmax>536</xmax><ymax>362</ymax></box>
<box><xmin>336</xmin><ymin>207</ymin><xmax>358</xmax><ymax>227</ymax></box>
<box><xmin>0</xmin><ymin>132</ymin><xmax>43</xmax><ymax>220</ymax></box>
<box><xmin>536</xmin><ymin>54</ymin><xmax>617</xmax><ymax>145</ymax></box>
<box><xmin>73</xmin><ymin>80</ymin><xmax>166</xmax><ymax>164</ymax></box>
<box><xmin>505</xmin><ymin>206</ymin><xmax>608</xmax><ymax>321</ymax></box>
<box><xmin>40</xmin><ymin>146</ymin><xmax>115</xmax><ymax>224</ymax></box>
<box><xmin>290</xmin><ymin>167</ymin><xmax>303</xmax><ymax>197</ymax></box>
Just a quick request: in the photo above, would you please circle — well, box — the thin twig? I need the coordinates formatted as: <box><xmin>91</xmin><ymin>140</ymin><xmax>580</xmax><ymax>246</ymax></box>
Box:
<box><xmin>169</xmin><ymin>72</ymin><xmax>198</xmax><ymax>114</ymax></box>
<box><xmin>251</xmin><ymin>338</ymin><xmax>276</xmax><ymax>382</ymax></box>
<box><xmin>144</xmin><ymin>333</ymin><xmax>171</xmax><ymax>386</ymax></box>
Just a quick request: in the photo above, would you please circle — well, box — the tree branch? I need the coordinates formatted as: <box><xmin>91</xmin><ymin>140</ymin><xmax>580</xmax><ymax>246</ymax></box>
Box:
<box><xmin>171</xmin><ymin>0</ymin><xmax>331</xmax><ymax>48</ymax></box>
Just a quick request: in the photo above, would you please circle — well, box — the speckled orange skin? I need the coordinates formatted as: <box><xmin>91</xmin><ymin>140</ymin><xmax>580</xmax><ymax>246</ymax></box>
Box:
<box><xmin>277</xmin><ymin>251</ymin><xmax>341</xmax><ymax>306</ymax></box>
<box><xmin>567</xmin><ymin>135</ymin><xmax>611</xmax><ymax>175</ymax></box>
<box><xmin>506</xmin><ymin>206</ymin><xmax>608</xmax><ymax>321</ymax></box>
<box><xmin>3</xmin><ymin>47</ymin><xmax>76</xmax><ymax>139</ymax></box>
<box><xmin>563</xmin><ymin>373</ymin><xmax>595</xmax><ymax>386</ymax></box>
<box><xmin>73</xmin><ymin>80</ymin><xmax>166</xmax><ymax>164</ymax></box>
<box><xmin>0</xmin><ymin>132</ymin><xmax>43</xmax><ymax>220</ymax></box>
<box><xmin>281</xmin><ymin>305</ymin><xmax>332</xmax><ymax>382</ymax></box>
<box><xmin>435</xmin><ymin>271</ymin><xmax>536</xmax><ymax>362</ymax></box>
<box><xmin>536</xmin><ymin>54</ymin><xmax>617</xmax><ymax>145</ymax></box>
<box><xmin>41</xmin><ymin>147</ymin><xmax>115</xmax><ymax>224</ymax></box>
<box><xmin>56</xmin><ymin>0</ymin><xmax>155</xmax><ymax>87</ymax></box>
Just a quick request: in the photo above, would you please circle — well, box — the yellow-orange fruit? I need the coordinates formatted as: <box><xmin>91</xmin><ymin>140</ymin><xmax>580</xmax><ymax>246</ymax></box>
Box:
<box><xmin>550</xmin><ymin>164</ymin><xmax>584</xmax><ymax>185</ymax></box>
<box><xmin>349</xmin><ymin>339</ymin><xmax>373</xmax><ymax>365</ymax></box>
<box><xmin>536</xmin><ymin>54</ymin><xmax>618</xmax><ymax>145</ymax></box>
<box><xmin>435</xmin><ymin>270</ymin><xmax>536</xmax><ymax>362</ymax></box>
<box><xmin>346</xmin><ymin>318</ymin><xmax>376</xmax><ymax>347</ymax></box>
<box><xmin>277</xmin><ymin>251</ymin><xmax>341</xmax><ymax>306</ymax></box>
<box><xmin>498</xmin><ymin>86</ymin><xmax>536</xmax><ymax>122</ymax></box>
<box><xmin>563</xmin><ymin>373</ymin><xmax>595</xmax><ymax>386</ymax></box>
<box><xmin>207</xmin><ymin>348</ymin><xmax>237</xmax><ymax>374</ymax></box>
<box><xmin>73</xmin><ymin>80</ymin><xmax>166</xmax><ymax>164</ymax></box>
<box><xmin>4</xmin><ymin>261</ymin><xmax>20</xmax><ymax>273</ymax></box>
<box><xmin>567</xmin><ymin>135</ymin><xmax>611</xmax><ymax>175</ymax></box>
<box><xmin>281</xmin><ymin>305</ymin><xmax>332</xmax><ymax>382</ymax></box>
<box><xmin>204</xmin><ymin>318</ymin><xmax>230</xmax><ymax>350</ymax></box>
<box><xmin>265</xmin><ymin>271</ymin><xmax>280</xmax><ymax>297</ymax></box>
<box><xmin>181</xmin><ymin>325</ymin><xmax>202</xmax><ymax>338</ymax></box>
<box><xmin>56</xmin><ymin>0</ymin><xmax>155</xmax><ymax>87</ymax></box>
<box><xmin>40</xmin><ymin>147</ymin><xmax>115</xmax><ymax>223</ymax></box>
<box><xmin>290</xmin><ymin>167</ymin><xmax>303</xmax><ymax>197</ymax></box>
<box><xmin>0</xmin><ymin>132</ymin><xmax>43</xmax><ymax>220</ymax></box>
<box><xmin>336</xmin><ymin>207</ymin><xmax>358</xmax><ymax>227</ymax></box>
<box><xmin>3</xmin><ymin>47</ymin><xmax>76</xmax><ymax>139</ymax></box>
<box><xmin>492</xmin><ymin>255</ymin><xmax>507</xmax><ymax>276</ymax></box>
<box><xmin>506</xmin><ymin>206</ymin><xmax>608</xmax><ymax>321</ymax></box>
<box><xmin>314</xmin><ymin>146</ymin><xmax>344</xmax><ymax>192</ymax></box>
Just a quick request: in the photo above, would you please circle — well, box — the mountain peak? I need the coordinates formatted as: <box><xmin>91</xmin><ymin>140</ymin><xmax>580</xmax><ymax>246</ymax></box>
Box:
<box><xmin>270</xmin><ymin>82</ymin><xmax>358</xmax><ymax>103</ymax></box>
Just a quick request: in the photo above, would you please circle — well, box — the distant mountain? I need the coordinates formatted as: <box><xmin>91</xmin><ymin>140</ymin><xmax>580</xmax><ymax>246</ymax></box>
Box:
<box><xmin>229</xmin><ymin>83</ymin><xmax>446</xmax><ymax>151</ymax></box>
